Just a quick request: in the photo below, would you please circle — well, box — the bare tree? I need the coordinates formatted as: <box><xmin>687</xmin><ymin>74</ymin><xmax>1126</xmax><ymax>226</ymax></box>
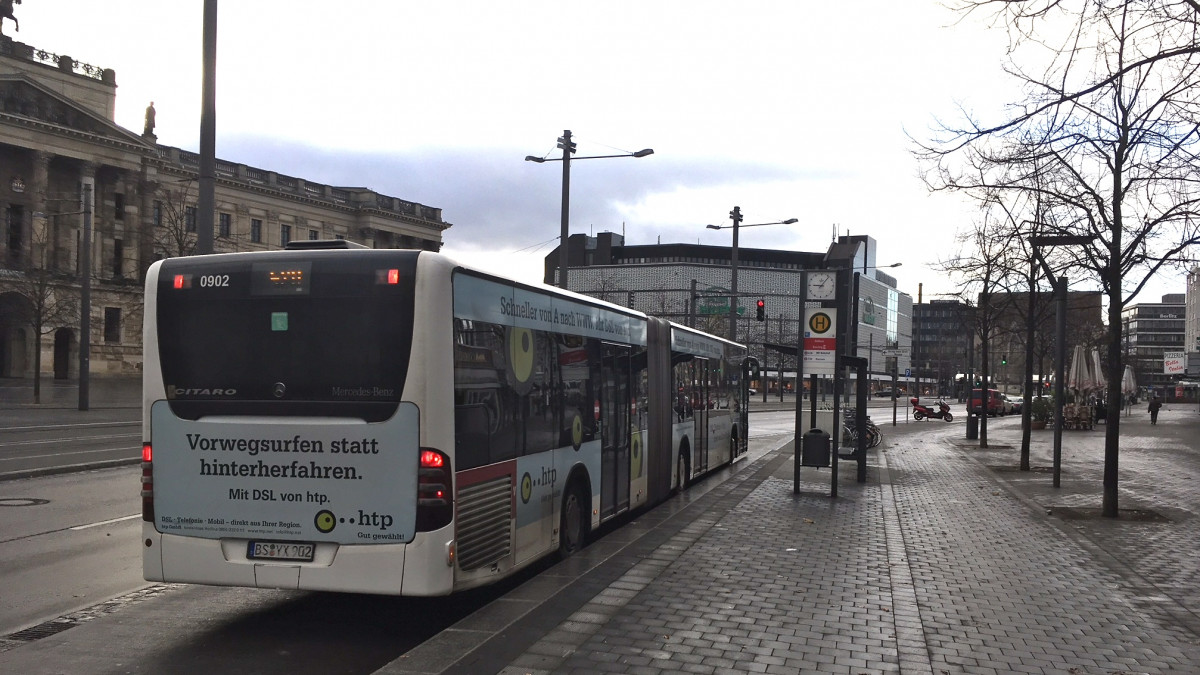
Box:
<box><xmin>154</xmin><ymin>179</ymin><xmax>198</xmax><ymax>258</ymax></box>
<box><xmin>0</xmin><ymin>229</ymin><xmax>79</xmax><ymax>404</ymax></box>
<box><xmin>921</xmin><ymin>1</ymin><xmax>1200</xmax><ymax>516</ymax></box>
<box><xmin>940</xmin><ymin>208</ymin><xmax>1020</xmax><ymax>447</ymax></box>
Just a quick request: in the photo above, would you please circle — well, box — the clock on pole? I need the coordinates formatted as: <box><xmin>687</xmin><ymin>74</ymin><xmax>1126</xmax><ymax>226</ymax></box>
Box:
<box><xmin>806</xmin><ymin>271</ymin><xmax>835</xmax><ymax>300</ymax></box>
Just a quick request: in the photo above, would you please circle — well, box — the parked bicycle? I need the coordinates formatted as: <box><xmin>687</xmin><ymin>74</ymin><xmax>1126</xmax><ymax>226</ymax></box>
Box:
<box><xmin>842</xmin><ymin>408</ymin><xmax>882</xmax><ymax>449</ymax></box>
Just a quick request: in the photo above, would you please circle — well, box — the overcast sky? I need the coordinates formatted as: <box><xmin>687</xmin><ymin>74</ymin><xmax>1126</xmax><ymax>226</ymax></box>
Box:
<box><xmin>13</xmin><ymin>1</ymin><xmax>1188</xmax><ymax>302</ymax></box>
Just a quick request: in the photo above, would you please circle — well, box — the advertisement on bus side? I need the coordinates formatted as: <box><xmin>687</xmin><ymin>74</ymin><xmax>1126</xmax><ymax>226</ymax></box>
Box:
<box><xmin>150</xmin><ymin>401</ymin><xmax>420</xmax><ymax>545</ymax></box>
<box><xmin>454</xmin><ymin>273</ymin><xmax>648</xmax><ymax>346</ymax></box>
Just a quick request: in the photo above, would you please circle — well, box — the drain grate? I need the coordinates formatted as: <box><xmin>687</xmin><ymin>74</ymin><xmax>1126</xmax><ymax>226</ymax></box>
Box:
<box><xmin>1050</xmin><ymin>507</ymin><xmax>1170</xmax><ymax>522</ymax></box>
<box><xmin>1</xmin><ymin>583</ymin><xmax>182</xmax><ymax>651</ymax></box>
<box><xmin>7</xmin><ymin>619</ymin><xmax>78</xmax><ymax>642</ymax></box>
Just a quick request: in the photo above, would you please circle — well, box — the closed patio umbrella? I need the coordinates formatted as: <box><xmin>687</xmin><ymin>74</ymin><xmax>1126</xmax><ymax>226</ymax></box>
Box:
<box><xmin>1090</xmin><ymin>350</ymin><xmax>1106</xmax><ymax>422</ymax></box>
<box><xmin>1067</xmin><ymin>345</ymin><xmax>1091</xmax><ymax>398</ymax></box>
<box><xmin>1121</xmin><ymin>365</ymin><xmax>1137</xmax><ymax>415</ymax></box>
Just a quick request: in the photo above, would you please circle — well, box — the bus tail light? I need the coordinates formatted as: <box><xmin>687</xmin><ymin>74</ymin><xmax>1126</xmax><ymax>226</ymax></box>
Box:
<box><xmin>141</xmin><ymin>443</ymin><xmax>155</xmax><ymax>522</ymax></box>
<box><xmin>416</xmin><ymin>448</ymin><xmax>452</xmax><ymax>532</ymax></box>
<box><xmin>375</xmin><ymin>268</ymin><xmax>401</xmax><ymax>285</ymax></box>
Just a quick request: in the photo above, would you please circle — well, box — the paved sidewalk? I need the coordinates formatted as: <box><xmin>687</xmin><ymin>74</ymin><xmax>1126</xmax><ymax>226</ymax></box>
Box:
<box><xmin>394</xmin><ymin>407</ymin><xmax>1200</xmax><ymax>674</ymax></box>
<box><xmin>0</xmin><ymin>376</ymin><xmax>140</xmax><ymax>428</ymax></box>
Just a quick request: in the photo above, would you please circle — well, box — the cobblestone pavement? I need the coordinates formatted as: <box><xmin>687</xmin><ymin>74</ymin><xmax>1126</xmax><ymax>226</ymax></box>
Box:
<box><xmin>437</xmin><ymin>406</ymin><xmax>1200</xmax><ymax>674</ymax></box>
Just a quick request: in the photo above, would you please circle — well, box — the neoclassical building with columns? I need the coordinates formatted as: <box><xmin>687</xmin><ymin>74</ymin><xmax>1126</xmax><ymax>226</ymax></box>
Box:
<box><xmin>1</xmin><ymin>36</ymin><xmax>449</xmax><ymax>380</ymax></box>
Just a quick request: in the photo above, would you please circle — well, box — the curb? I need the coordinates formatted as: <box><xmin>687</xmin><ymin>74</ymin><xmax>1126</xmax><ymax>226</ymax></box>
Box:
<box><xmin>0</xmin><ymin>457</ymin><xmax>141</xmax><ymax>483</ymax></box>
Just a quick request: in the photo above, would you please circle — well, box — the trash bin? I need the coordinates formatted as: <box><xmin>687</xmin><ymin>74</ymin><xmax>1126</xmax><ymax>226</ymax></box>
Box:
<box><xmin>800</xmin><ymin>428</ymin><xmax>831</xmax><ymax>467</ymax></box>
<box><xmin>966</xmin><ymin>413</ymin><xmax>979</xmax><ymax>440</ymax></box>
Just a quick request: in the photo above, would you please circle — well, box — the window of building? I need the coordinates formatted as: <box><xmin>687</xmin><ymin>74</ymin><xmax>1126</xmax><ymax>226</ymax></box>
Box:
<box><xmin>280</xmin><ymin>224</ymin><xmax>292</xmax><ymax>246</ymax></box>
<box><xmin>104</xmin><ymin>307</ymin><xmax>121</xmax><ymax>343</ymax></box>
<box><xmin>6</xmin><ymin>205</ymin><xmax>23</xmax><ymax>260</ymax></box>
<box><xmin>112</xmin><ymin>238</ymin><xmax>123</xmax><ymax>278</ymax></box>
<box><xmin>309</xmin><ymin>229</ymin><xmax>319</xmax><ymax>240</ymax></box>
<box><xmin>218</xmin><ymin>212</ymin><xmax>231</xmax><ymax>238</ymax></box>
<box><xmin>114</xmin><ymin>193</ymin><xmax>125</xmax><ymax>220</ymax></box>
<box><xmin>335</xmin><ymin>234</ymin><xmax>345</xmax><ymax>240</ymax></box>
<box><xmin>153</xmin><ymin>200</ymin><xmax>163</xmax><ymax>227</ymax></box>
<box><xmin>185</xmin><ymin>206</ymin><xmax>197</xmax><ymax>232</ymax></box>
<box><xmin>250</xmin><ymin>218</ymin><xmax>262</xmax><ymax>243</ymax></box>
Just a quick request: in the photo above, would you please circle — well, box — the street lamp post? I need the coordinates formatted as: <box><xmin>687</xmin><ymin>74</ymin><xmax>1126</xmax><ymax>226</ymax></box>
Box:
<box><xmin>525</xmin><ymin>130</ymin><xmax>653</xmax><ymax>290</ymax></box>
<box><xmin>79</xmin><ymin>178</ymin><xmax>93</xmax><ymax>411</ymax></box>
<box><xmin>706</xmin><ymin>208</ymin><xmax>797</xmax><ymax>342</ymax></box>
<box><xmin>1030</xmin><ymin>233</ymin><xmax>1096</xmax><ymax>490</ymax></box>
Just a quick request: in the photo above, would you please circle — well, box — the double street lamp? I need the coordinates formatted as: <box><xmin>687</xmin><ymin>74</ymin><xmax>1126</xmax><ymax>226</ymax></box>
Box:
<box><xmin>706</xmin><ymin>207</ymin><xmax>797</xmax><ymax>341</ymax></box>
<box><xmin>1029</xmin><ymin>233</ymin><xmax>1096</xmax><ymax>492</ymax></box>
<box><xmin>525</xmin><ymin>130</ymin><xmax>654</xmax><ymax>289</ymax></box>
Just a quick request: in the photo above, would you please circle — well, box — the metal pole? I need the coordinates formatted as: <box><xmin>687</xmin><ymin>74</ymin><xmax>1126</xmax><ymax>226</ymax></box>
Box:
<box><xmin>727</xmin><ymin>206</ymin><xmax>742</xmax><ymax>342</ymax></box>
<box><xmin>196</xmin><ymin>0</ymin><xmax>217</xmax><ymax>255</ymax></box>
<box><xmin>557</xmin><ymin>130</ymin><xmax>572</xmax><ymax>289</ymax></box>
<box><xmin>779</xmin><ymin>314</ymin><xmax>785</xmax><ymax>402</ymax></box>
<box><xmin>762</xmin><ymin>314</ymin><xmax>768</xmax><ymax>403</ymax></box>
<box><xmin>688</xmin><ymin>278</ymin><xmax>697</xmax><ymax>328</ymax></box>
<box><xmin>1053</xmin><ymin>276</ymin><xmax>1067</xmax><ymax>487</ymax></box>
<box><xmin>794</xmin><ymin>281</ymin><xmax>808</xmax><ymax>494</ymax></box>
<box><xmin>79</xmin><ymin>180</ymin><xmax>92</xmax><ymax>411</ymax></box>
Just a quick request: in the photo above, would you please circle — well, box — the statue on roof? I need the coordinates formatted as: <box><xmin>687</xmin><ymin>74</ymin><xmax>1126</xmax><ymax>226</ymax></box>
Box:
<box><xmin>0</xmin><ymin>0</ymin><xmax>20</xmax><ymax>36</ymax></box>
<box><xmin>144</xmin><ymin>101</ymin><xmax>156</xmax><ymax>137</ymax></box>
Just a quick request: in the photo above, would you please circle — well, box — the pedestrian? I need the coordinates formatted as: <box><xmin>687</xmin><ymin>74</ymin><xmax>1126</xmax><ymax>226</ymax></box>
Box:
<box><xmin>1148</xmin><ymin>395</ymin><xmax>1162</xmax><ymax>425</ymax></box>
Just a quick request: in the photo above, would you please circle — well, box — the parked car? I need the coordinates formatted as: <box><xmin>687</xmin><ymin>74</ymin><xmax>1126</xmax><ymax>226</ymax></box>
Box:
<box><xmin>1002</xmin><ymin>393</ymin><xmax>1020</xmax><ymax>415</ymax></box>
<box><xmin>874</xmin><ymin>388</ymin><xmax>903</xmax><ymax>399</ymax></box>
<box><xmin>969</xmin><ymin>388</ymin><xmax>1009</xmax><ymax>416</ymax></box>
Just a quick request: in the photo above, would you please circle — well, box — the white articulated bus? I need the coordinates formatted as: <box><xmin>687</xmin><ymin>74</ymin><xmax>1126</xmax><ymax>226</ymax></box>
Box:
<box><xmin>141</xmin><ymin>241</ymin><xmax>749</xmax><ymax>595</ymax></box>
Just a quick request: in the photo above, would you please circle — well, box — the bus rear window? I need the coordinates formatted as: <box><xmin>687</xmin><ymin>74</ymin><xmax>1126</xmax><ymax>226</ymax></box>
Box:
<box><xmin>155</xmin><ymin>252</ymin><xmax>418</xmax><ymax>413</ymax></box>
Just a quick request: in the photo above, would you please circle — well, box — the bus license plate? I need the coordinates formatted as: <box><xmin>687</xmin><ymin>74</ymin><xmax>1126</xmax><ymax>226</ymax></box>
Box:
<box><xmin>247</xmin><ymin>541</ymin><xmax>315</xmax><ymax>562</ymax></box>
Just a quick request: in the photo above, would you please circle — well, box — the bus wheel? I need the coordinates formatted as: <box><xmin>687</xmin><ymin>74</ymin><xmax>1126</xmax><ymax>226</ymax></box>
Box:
<box><xmin>559</xmin><ymin>483</ymin><xmax>586</xmax><ymax>557</ymax></box>
<box><xmin>729</xmin><ymin>431</ymin><xmax>738</xmax><ymax>463</ymax></box>
<box><xmin>676</xmin><ymin>450</ymin><xmax>690</xmax><ymax>494</ymax></box>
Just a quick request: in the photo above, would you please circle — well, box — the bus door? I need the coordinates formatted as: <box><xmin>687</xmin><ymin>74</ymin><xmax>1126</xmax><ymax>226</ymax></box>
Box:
<box><xmin>692</xmin><ymin>358</ymin><xmax>710</xmax><ymax>474</ymax></box>
<box><xmin>599</xmin><ymin>343</ymin><xmax>631</xmax><ymax>519</ymax></box>
<box><xmin>738</xmin><ymin>357</ymin><xmax>757</xmax><ymax>459</ymax></box>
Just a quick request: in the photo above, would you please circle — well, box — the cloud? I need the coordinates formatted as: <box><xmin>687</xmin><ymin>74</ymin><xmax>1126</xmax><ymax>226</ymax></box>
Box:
<box><xmin>217</xmin><ymin>135</ymin><xmax>818</xmax><ymax>254</ymax></box>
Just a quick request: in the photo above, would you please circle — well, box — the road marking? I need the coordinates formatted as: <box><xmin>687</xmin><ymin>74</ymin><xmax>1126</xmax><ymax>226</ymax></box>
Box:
<box><xmin>0</xmin><ymin>447</ymin><xmax>138</xmax><ymax>462</ymax></box>
<box><xmin>71</xmin><ymin>514</ymin><xmax>139</xmax><ymax>530</ymax></box>
<box><xmin>0</xmin><ymin>433</ymin><xmax>139</xmax><ymax>448</ymax></box>
<box><xmin>0</xmin><ymin>421</ymin><xmax>138</xmax><ymax>432</ymax></box>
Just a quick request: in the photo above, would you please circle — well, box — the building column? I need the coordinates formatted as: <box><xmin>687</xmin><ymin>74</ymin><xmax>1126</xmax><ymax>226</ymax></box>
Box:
<box><xmin>139</xmin><ymin>171</ymin><xmax>158</xmax><ymax>280</ymax></box>
<box><xmin>29</xmin><ymin>150</ymin><xmax>50</xmax><ymax>269</ymax></box>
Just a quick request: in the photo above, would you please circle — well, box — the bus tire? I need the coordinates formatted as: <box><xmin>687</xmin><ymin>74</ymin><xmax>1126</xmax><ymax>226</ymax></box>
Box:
<box><xmin>559</xmin><ymin>481</ymin><xmax>587</xmax><ymax>557</ymax></box>
<box><xmin>729</xmin><ymin>428</ymin><xmax>738</xmax><ymax>463</ymax></box>
<box><xmin>675</xmin><ymin>445</ymin><xmax>690</xmax><ymax>494</ymax></box>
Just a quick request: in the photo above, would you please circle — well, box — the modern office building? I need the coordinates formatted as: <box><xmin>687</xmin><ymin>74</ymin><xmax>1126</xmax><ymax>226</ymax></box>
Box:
<box><xmin>1122</xmin><ymin>293</ymin><xmax>1187</xmax><ymax>396</ymax></box>
<box><xmin>912</xmin><ymin>299</ymin><xmax>973</xmax><ymax>397</ymax></box>
<box><xmin>1</xmin><ymin>35</ymin><xmax>449</xmax><ymax>379</ymax></box>
<box><xmin>546</xmin><ymin>232</ymin><xmax>915</xmax><ymax>392</ymax></box>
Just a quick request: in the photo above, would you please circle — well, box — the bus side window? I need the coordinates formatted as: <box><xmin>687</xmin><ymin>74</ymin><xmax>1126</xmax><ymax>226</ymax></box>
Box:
<box><xmin>454</xmin><ymin>404</ymin><xmax>491</xmax><ymax>470</ymax></box>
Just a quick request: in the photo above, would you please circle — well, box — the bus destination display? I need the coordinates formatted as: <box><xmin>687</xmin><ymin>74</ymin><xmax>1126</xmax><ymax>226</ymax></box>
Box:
<box><xmin>251</xmin><ymin>261</ymin><xmax>312</xmax><ymax>296</ymax></box>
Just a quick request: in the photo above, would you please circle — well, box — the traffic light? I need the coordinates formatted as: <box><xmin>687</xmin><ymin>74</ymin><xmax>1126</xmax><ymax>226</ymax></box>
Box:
<box><xmin>756</xmin><ymin>299</ymin><xmax>765</xmax><ymax>321</ymax></box>
<box><xmin>1001</xmin><ymin>354</ymin><xmax>1007</xmax><ymax>365</ymax></box>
